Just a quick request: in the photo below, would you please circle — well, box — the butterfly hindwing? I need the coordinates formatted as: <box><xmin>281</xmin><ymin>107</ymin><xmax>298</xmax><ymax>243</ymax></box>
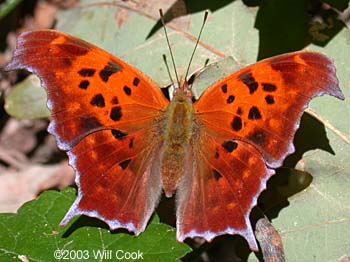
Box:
<box><xmin>61</xmin><ymin>128</ymin><xmax>163</xmax><ymax>233</ymax></box>
<box><xmin>177</xmin><ymin>131</ymin><xmax>274</xmax><ymax>250</ymax></box>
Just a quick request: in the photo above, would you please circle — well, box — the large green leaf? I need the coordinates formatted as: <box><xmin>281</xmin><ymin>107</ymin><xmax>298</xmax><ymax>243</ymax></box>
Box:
<box><xmin>5</xmin><ymin>74</ymin><xmax>49</xmax><ymax>119</ymax></box>
<box><xmin>0</xmin><ymin>188</ymin><xmax>190</xmax><ymax>262</ymax></box>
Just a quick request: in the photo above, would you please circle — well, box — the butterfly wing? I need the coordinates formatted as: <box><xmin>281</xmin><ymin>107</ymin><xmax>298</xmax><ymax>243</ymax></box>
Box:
<box><xmin>177</xmin><ymin>51</ymin><xmax>344</xmax><ymax>250</ymax></box>
<box><xmin>177</xmin><ymin>134</ymin><xmax>274</xmax><ymax>250</ymax></box>
<box><xmin>194</xmin><ymin>51</ymin><xmax>344</xmax><ymax>168</ymax></box>
<box><xmin>6</xmin><ymin>30</ymin><xmax>169</xmax><ymax>234</ymax></box>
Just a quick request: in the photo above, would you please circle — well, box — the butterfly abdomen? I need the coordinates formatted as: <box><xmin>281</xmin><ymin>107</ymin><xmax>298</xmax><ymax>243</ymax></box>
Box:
<box><xmin>161</xmin><ymin>90</ymin><xmax>194</xmax><ymax>197</ymax></box>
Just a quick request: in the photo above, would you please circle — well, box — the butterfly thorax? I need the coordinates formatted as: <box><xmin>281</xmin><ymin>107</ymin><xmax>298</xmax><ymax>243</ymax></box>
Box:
<box><xmin>161</xmin><ymin>86</ymin><xmax>194</xmax><ymax>197</ymax></box>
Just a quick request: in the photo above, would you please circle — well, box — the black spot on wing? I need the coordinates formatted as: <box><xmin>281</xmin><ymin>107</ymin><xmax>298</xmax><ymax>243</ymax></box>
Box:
<box><xmin>248</xmin><ymin>106</ymin><xmax>262</xmax><ymax>120</ymax></box>
<box><xmin>123</xmin><ymin>85</ymin><xmax>131</xmax><ymax>96</ymax></box>
<box><xmin>226</xmin><ymin>95</ymin><xmax>235</xmax><ymax>104</ymax></box>
<box><xmin>262</xmin><ymin>83</ymin><xmax>277</xmax><ymax>92</ymax></box>
<box><xmin>119</xmin><ymin>159</ymin><xmax>131</xmax><ymax>170</ymax></box>
<box><xmin>222</xmin><ymin>140</ymin><xmax>238</xmax><ymax>153</ymax></box>
<box><xmin>238</xmin><ymin>72</ymin><xmax>258</xmax><ymax>94</ymax></box>
<box><xmin>78</xmin><ymin>68</ymin><xmax>95</xmax><ymax>77</ymax></box>
<box><xmin>110</xmin><ymin>106</ymin><xmax>122</xmax><ymax>121</ymax></box>
<box><xmin>90</xmin><ymin>94</ymin><xmax>105</xmax><ymax>108</ymax></box>
<box><xmin>265</xmin><ymin>95</ymin><xmax>275</xmax><ymax>104</ymax></box>
<box><xmin>79</xmin><ymin>80</ymin><xmax>90</xmax><ymax>89</ymax></box>
<box><xmin>111</xmin><ymin>129</ymin><xmax>127</xmax><ymax>140</ymax></box>
<box><xmin>221</xmin><ymin>84</ymin><xmax>228</xmax><ymax>93</ymax></box>
<box><xmin>133</xmin><ymin>77</ymin><xmax>140</xmax><ymax>86</ymax></box>
<box><xmin>236</xmin><ymin>107</ymin><xmax>243</xmax><ymax>115</ymax></box>
<box><xmin>212</xmin><ymin>169</ymin><xmax>222</xmax><ymax>181</ymax></box>
<box><xmin>99</xmin><ymin>61</ymin><xmax>122</xmax><ymax>82</ymax></box>
<box><xmin>231</xmin><ymin>116</ymin><xmax>242</xmax><ymax>131</ymax></box>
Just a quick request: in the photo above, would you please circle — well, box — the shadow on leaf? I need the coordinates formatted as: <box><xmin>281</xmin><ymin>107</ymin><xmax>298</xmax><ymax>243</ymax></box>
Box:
<box><xmin>61</xmin><ymin>215</ymin><xmax>131</xmax><ymax>238</ymax></box>
<box><xmin>255</xmin><ymin>0</ymin><xmax>346</xmax><ymax>60</ymax></box>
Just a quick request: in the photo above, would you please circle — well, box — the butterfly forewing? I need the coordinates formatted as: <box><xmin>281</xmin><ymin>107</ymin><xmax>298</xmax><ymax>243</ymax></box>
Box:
<box><xmin>194</xmin><ymin>51</ymin><xmax>344</xmax><ymax>168</ymax></box>
<box><xmin>6</xmin><ymin>30</ymin><xmax>169</xmax><ymax>150</ymax></box>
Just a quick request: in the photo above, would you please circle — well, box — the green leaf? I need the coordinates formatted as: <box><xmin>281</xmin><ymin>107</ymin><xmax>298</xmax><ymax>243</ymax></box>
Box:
<box><xmin>5</xmin><ymin>75</ymin><xmax>50</xmax><ymax>119</ymax></box>
<box><xmin>191</xmin><ymin>56</ymin><xmax>240</xmax><ymax>98</ymax></box>
<box><xmin>272</xmin><ymin>133</ymin><xmax>350</xmax><ymax>262</ymax></box>
<box><xmin>0</xmin><ymin>188</ymin><xmax>191</xmax><ymax>262</ymax></box>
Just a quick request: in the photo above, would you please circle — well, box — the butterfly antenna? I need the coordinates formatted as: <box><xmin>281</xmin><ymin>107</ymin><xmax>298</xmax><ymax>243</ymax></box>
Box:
<box><xmin>184</xmin><ymin>10</ymin><xmax>208</xmax><ymax>83</ymax></box>
<box><xmin>159</xmin><ymin>9</ymin><xmax>180</xmax><ymax>85</ymax></box>
<box><xmin>163</xmin><ymin>54</ymin><xmax>175</xmax><ymax>86</ymax></box>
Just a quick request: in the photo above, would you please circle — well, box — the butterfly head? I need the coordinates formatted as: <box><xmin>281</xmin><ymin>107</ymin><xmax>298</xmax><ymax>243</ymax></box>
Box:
<box><xmin>172</xmin><ymin>78</ymin><xmax>193</xmax><ymax>102</ymax></box>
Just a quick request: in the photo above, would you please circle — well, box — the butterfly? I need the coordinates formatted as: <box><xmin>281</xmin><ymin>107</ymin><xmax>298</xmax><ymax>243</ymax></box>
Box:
<box><xmin>5</xmin><ymin>29</ymin><xmax>344</xmax><ymax>251</ymax></box>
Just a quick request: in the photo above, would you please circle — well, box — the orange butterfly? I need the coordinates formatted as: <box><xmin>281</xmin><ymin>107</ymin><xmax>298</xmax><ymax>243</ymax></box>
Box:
<box><xmin>5</xmin><ymin>29</ymin><xmax>344</xmax><ymax>251</ymax></box>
